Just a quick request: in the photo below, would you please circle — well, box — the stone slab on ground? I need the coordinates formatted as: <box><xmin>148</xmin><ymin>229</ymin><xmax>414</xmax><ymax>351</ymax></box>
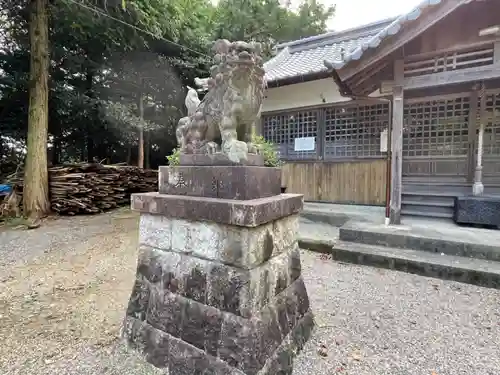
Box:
<box><xmin>298</xmin><ymin>214</ymin><xmax>500</xmax><ymax>288</ymax></box>
<box><xmin>329</xmin><ymin>240</ymin><xmax>500</xmax><ymax>289</ymax></box>
<box><xmin>339</xmin><ymin>219</ymin><xmax>500</xmax><ymax>261</ymax></box>
<box><xmin>301</xmin><ymin>203</ymin><xmax>385</xmax><ymax>227</ymax></box>
<box><xmin>454</xmin><ymin>195</ymin><xmax>500</xmax><ymax>227</ymax></box>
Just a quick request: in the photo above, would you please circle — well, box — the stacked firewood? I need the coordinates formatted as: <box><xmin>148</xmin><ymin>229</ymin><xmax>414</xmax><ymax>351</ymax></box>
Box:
<box><xmin>6</xmin><ymin>163</ymin><xmax>158</xmax><ymax>215</ymax></box>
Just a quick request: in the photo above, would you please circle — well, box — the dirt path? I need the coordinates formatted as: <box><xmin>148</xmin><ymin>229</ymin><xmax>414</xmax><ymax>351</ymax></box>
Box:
<box><xmin>0</xmin><ymin>210</ymin><xmax>141</xmax><ymax>374</ymax></box>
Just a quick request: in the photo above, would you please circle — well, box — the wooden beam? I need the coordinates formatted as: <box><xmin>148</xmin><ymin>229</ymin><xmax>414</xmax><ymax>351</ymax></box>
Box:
<box><xmin>394</xmin><ymin>59</ymin><xmax>404</xmax><ymax>84</ymax></box>
<box><xmin>390</xmin><ymin>85</ymin><xmax>404</xmax><ymax>225</ymax></box>
<box><xmin>338</xmin><ymin>0</ymin><xmax>468</xmax><ymax>82</ymax></box>
<box><xmin>402</xmin><ymin>64</ymin><xmax>500</xmax><ymax>90</ymax></box>
<box><xmin>380</xmin><ymin>80</ymin><xmax>395</xmax><ymax>94</ymax></box>
<box><xmin>348</xmin><ymin>60</ymin><xmax>389</xmax><ymax>88</ymax></box>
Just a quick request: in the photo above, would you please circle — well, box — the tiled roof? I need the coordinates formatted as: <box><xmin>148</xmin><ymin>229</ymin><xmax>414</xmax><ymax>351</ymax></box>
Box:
<box><xmin>323</xmin><ymin>0</ymin><xmax>454</xmax><ymax>70</ymax></box>
<box><xmin>264</xmin><ymin>17</ymin><xmax>396</xmax><ymax>83</ymax></box>
<box><xmin>265</xmin><ymin>0</ymin><xmax>476</xmax><ymax>83</ymax></box>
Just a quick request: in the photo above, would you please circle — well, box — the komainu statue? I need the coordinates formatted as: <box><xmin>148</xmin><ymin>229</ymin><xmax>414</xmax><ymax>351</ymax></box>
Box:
<box><xmin>175</xmin><ymin>39</ymin><xmax>266</xmax><ymax>163</ymax></box>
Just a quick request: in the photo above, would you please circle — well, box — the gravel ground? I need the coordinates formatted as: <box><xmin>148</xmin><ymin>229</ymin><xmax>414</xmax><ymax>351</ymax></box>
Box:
<box><xmin>296</xmin><ymin>252</ymin><xmax>500</xmax><ymax>375</ymax></box>
<box><xmin>1</xmin><ymin>210</ymin><xmax>500</xmax><ymax>375</ymax></box>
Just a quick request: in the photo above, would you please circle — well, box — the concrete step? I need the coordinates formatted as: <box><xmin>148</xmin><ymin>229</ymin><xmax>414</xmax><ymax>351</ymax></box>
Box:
<box><xmin>402</xmin><ymin>191</ymin><xmax>456</xmax><ymax>219</ymax></box>
<box><xmin>322</xmin><ymin>240</ymin><xmax>500</xmax><ymax>289</ymax></box>
<box><xmin>339</xmin><ymin>224</ymin><xmax>500</xmax><ymax>262</ymax></box>
<box><xmin>401</xmin><ymin>207</ymin><xmax>453</xmax><ymax>219</ymax></box>
<box><xmin>300</xmin><ymin>210</ymin><xmax>350</xmax><ymax>227</ymax></box>
<box><xmin>402</xmin><ymin>178</ymin><xmax>469</xmax><ymax>186</ymax></box>
<box><xmin>403</xmin><ymin>185</ymin><xmax>469</xmax><ymax>195</ymax></box>
<box><xmin>402</xmin><ymin>197</ymin><xmax>454</xmax><ymax>207</ymax></box>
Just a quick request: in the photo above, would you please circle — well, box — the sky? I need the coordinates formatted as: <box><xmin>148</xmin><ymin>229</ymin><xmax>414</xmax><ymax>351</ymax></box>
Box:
<box><xmin>319</xmin><ymin>0</ymin><xmax>423</xmax><ymax>31</ymax></box>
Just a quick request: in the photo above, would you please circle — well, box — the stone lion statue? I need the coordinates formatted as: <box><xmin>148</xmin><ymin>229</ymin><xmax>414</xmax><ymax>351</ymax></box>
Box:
<box><xmin>175</xmin><ymin>39</ymin><xmax>266</xmax><ymax>163</ymax></box>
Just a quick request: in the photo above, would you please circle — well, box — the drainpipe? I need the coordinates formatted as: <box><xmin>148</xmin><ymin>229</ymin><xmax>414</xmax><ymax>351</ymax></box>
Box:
<box><xmin>328</xmin><ymin>69</ymin><xmax>393</xmax><ymax>225</ymax></box>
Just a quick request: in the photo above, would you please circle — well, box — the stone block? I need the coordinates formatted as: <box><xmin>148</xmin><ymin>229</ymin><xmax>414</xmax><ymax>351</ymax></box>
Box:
<box><xmin>179</xmin><ymin>153</ymin><xmax>264</xmax><ymax>166</ymax></box>
<box><xmin>132</xmin><ymin>192</ymin><xmax>303</xmax><ymax>227</ymax></box>
<box><xmin>124</xmin><ymin>260</ymin><xmax>312</xmax><ymax>374</ymax></box>
<box><xmin>135</xmin><ymin>245</ymin><xmax>302</xmax><ymax>318</ymax></box>
<box><xmin>159</xmin><ymin>166</ymin><xmax>281</xmax><ymax>200</ymax></box>
<box><xmin>454</xmin><ymin>195</ymin><xmax>500</xmax><ymax>226</ymax></box>
<box><xmin>124</xmin><ymin>316</ymin><xmax>244</xmax><ymax>375</ymax></box>
<box><xmin>124</xmin><ymin>277</ymin><xmax>311</xmax><ymax>375</ymax></box>
<box><xmin>138</xmin><ymin>214</ymin><xmax>299</xmax><ymax>269</ymax></box>
<box><xmin>122</xmin><ymin>316</ymin><xmax>170</xmax><ymax>368</ymax></box>
<box><xmin>258</xmin><ymin>311</ymin><xmax>315</xmax><ymax>375</ymax></box>
<box><xmin>217</xmin><ymin>277</ymin><xmax>312</xmax><ymax>374</ymax></box>
<box><xmin>126</xmin><ymin>276</ymin><xmax>151</xmax><ymax>321</ymax></box>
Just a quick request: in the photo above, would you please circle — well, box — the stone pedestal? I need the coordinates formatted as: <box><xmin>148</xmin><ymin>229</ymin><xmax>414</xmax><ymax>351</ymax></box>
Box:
<box><xmin>122</xmin><ymin>159</ymin><xmax>314</xmax><ymax>374</ymax></box>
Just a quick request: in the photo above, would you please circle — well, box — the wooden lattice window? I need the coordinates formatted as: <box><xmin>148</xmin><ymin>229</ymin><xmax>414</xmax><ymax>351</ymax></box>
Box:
<box><xmin>404</xmin><ymin>45</ymin><xmax>494</xmax><ymax>78</ymax></box>
<box><xmin>403</xmin><ymin>95</ymin><xmax>470</xmax><ymax>157</ymax></box>
<box><xmin>324</xmin><ymin>103</ymin><xmax>389</xmax><ymax>159</ymax></box>
<box><xmin>262</xmin><ymin>110</ymin><xmax>318</xmax><ymax>159</ymax></box>
<box><xmin>481</xmin><ymin>91</ymin><xmax>500</xmax><ymax>156</ymax></box>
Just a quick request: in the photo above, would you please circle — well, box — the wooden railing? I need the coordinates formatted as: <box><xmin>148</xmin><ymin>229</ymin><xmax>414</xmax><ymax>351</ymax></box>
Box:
<box><xmin>404</xmin><ymin>44</ymin><xmax>495</xmax><ymax>78</ymax></box>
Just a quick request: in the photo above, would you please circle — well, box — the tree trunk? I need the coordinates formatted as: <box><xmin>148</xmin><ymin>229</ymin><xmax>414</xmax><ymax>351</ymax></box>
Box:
<box><xmin>51</xmin><ymin>138</ymin><xmax>60</xmax><ymax>166</ymax></box>
<box><xmin>145</xmin><ymin>130</ymin><xmax>150</xmax><ymax>169</ymax></box>
<box><xmin>23</xmin><ymin>0</ymin><xmax>50</xmax><ymax>220</ymax></box>
<box><xmin>137</xmin><ymin>93</ymin><xmax>144</xmax><ymax>168</ymax></box>
<box><xmin>85</xmin><ymin>71</ymin><xmax>95</xmax><ymax>162</ymax></box>
<box><xmin>126</xmin><ymin>144</ymin><xmax>132</xmax><ymax>165</ymax></box>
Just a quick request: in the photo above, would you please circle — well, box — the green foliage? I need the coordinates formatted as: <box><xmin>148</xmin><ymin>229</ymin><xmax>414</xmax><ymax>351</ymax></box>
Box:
<box><xmin>165</xmin><ymin>136</ymin><xmax>282</xmax><ymax>168</ymax></box>
<box><xmin>213</xmin><ymin>0</ymin><xmax>335</xmax><ymax>58</ymax></box>
<box><xmin>166</xmin><ymin>148</ymin><xmax>180</xmax><ymax>166</ymax></box>
<box><xmin>0</xmin><ymin>0</ymin><xmax>332</xmax><ymax>170</ymax></box>
<box><xmin>252</xmin><ymin>134</ymin><xmax>283</xmax><ymax>167</ymax></box>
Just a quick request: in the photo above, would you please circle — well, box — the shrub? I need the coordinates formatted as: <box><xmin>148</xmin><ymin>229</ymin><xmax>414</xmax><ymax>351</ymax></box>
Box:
<box><xmin>251</xmin><ymin>134</ymin><xmax>283</xmax><ymax>167</ymax></box>
<box><xmin>167</xmin><ymin>148</ymin><xmax>180</xmax><ymax>166</ymax></box>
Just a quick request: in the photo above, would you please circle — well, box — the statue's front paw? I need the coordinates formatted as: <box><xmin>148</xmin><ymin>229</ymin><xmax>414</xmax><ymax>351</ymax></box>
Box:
<box><xmin>204</xmin><ymin>141</ymin><xmax>219</xmax><ymax>154</ymax></box>
<box><xmin>246</xmin><ymin>142</ymin><xmax>258</xmax><ymax>154</ymax></box>
<box><xmin>225</xmin><ymin>140</ymin><xmax>248</xmax><ymax>163</ymax></box>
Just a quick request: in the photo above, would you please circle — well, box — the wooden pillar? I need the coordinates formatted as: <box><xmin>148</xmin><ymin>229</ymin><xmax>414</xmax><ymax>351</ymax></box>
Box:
<box><xmin>473</xmin><ymin>83</ymin><xmax>487</xmax><ymax>196</ymax></box>
<box><xmin>494</xmin><ymin>41</ymin><xmax>500</xmax><ymax>64</ymax></box>
<box><xmin>390</xmin><ymin>85</ymin><xmax>404</xmax><ymax>225</ymax></box>
<box><xmin>466</xmin><ymin>90</ymin><xmax>479</xmax><ymax>183</ymax></box>
<box><xmin>389</xmin><ymin>59</ymin><xmax>405</xmax><ymax>225</ymax></box>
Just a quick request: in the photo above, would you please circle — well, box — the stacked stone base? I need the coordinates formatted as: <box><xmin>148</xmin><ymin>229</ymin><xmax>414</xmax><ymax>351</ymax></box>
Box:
<box><xmin>123</xmin><ymin>192</ymin><xmax>313</xmax><ymax>374</ymax></box>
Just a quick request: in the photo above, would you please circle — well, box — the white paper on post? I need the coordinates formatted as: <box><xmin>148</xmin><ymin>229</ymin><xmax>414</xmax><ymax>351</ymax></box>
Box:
<box><xmin>294</xmin><ymin>137</ymin><xmax>315</xmax><ymax>152</ymax></box>
<box><xmin>380</xmin><ymin>129</ymin><xmax>388</xmax><ymax>153</ymax></box>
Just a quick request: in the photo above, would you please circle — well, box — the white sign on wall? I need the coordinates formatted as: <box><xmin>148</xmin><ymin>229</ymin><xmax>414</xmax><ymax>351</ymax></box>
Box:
<box><xmin>294</xmin><ymin>137</ymin><xmax>315</xmax><ymax>151</ymax></box>
<box><xmin>380</xmin><ymin>129</ymin><xmax>388</xmax><ymax>153</ymax></box>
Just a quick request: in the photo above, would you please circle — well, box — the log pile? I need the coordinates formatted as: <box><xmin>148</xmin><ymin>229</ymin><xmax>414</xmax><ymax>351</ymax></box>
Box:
<box><xmin>6</xmin><ymin>163</ymin><xmax>158</xmax><ymax>215</ymax></box>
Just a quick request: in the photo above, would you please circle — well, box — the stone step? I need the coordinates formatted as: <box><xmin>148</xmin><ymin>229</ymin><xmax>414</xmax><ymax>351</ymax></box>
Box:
<box><xmin>300</xmin><ymin>210</ymin><xmax>350</xmax><ymax>227</ymax></box>
<box><xmin>402</xmin><ymin>195</ymin><xmax>455</xmax><ymax>207</ymax></box>
<box><xmin>401</xmin><ymin>207</ymin><xmax>453</xmax><ymax>219</ymax></box>
<box><xmin>303</xmin><ymin>240</ymin><xmax>500</xmax><ymax>289</ymax></box>
<box><xmin>402</xmin><ymin>190</ymin><xmax>465</xmax><ymax>197</ymax></box>
<box><xmin>338</xmin><ymin>223</ymin><xmax>500</xmax><ymax>262</ymax></box>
